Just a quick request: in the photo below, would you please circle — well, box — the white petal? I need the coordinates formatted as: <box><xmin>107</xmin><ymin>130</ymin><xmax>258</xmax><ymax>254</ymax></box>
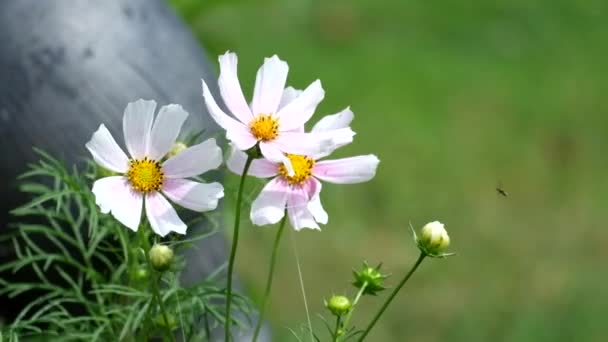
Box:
<box><xmin>251</xmin><ymin>55</ymin><xmax>289</xmax><ymax>116</ymax></box>
<box><xmin>273</xmin><ymin>131</ymin><xmax>336</xmax><ymax>157</ymax></box>
<box><xmin>311</xmin><ymin>107</ymin><xmax>354</xmax><ymax>132</ymax></box>
<box><xmin>310</xmin><ymin>127</ymin><xmax>356</xmax><ymax>160</ymax></box>
<box><xmin>86</xmin><ymin>124</ymin><xmax>129</xmax><ymax>173</ymax></box>
<box><xmin>218</xmin><ymin>52</ymin><xmax>253</xmax><ymax>123</ymax></box>
<box><xmin>148</xmin><ymin>104</ymin><xmax>188</xmax><ymax>161</ymax></box>
<box><xmin>202</xmin><ymin>80</ymin><xmax>256</xmax><ymax>150</ymax></box>
<box><xmin>123</xmin><ymin>99</ymin><xmax>156</xmax><ymax>159</ymax></box>
<box><xmin>226</xmin><ymin>126</ymin><xmax>258</xmax><ymax>151</ymax></box>
<box><xmin>162</xmin><ymin>178</ymin><xmax>224</xmax><ymax>212</ymax></box>
<box><xmin>163</xmin><ymin>138</ymin><xmax>222</xmax><ymax>179</ymax></box>
<box><xmin>145</xmin><ymin>192</ymin><xmax>187</xmax><ymax>237</ymax></box>
<box><xmin>276</xmin><ymin>80</ymin><xmax>324</xmax><ymax>131</ymax></box>
<box><xmin>313</xmin><ymin>155</ymin><xmax>380</xmax><ymax>184</ymax></box>
<box><xmin>306</xmin><ymin>178</ymin><xmax>328</xmax><ymax>225</ymax></box>
<box><xmin>278</xmin><ymin>86</ymin><xmax>303</xmax><ymax>110</ymax></box>
<box><xmin>259</xmin><ymin>142</ymin><xmax>294</xmax><ymax>176</ymax></box>
<box><xmin>92</xmin><ymin>176</ymin><xmax>143</xmax><ymax>231</ymax></box>
<box><xmin>287</xmin><ymin>187</ymin><xmax>319</xmax><ymax>231</ymax></box>
<box><xmin>250</xmin><ymin>177</ymin><xmax>289</xmax><ymax>226</ymax></box>
<box><xmin>226</xmin><ymin>145</ymin><xmax>278</xmax><ymax>178</ymax></box>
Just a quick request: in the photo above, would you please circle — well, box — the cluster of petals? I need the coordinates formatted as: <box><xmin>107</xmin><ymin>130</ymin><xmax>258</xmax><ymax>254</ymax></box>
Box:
<box><xmin>202</xmin><ymin>52</ymin><xmax>355</xmax><ymax>175</ymax></box>
<box><xmin>86</xmin><ymin>99</ymin><xmax>224</xmax><ymax>236</ymax></box>
<box><xmin>227</xmin><ymin>88</ymin><xmax>380</xmax><ymax>230</ymax></box>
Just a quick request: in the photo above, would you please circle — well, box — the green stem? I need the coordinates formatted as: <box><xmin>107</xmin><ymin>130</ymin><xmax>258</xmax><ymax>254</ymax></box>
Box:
<box><xmin>225</xmin><ymin>154</ymin><xmax>254</xmax><ymax>342</ymax></box>
<box><xmin>251</xmin><ymin>213</ymin><xmax>288</xmax><ymax>342</ymax></box>
<box><xmin>151</xmin><ymin>273</ymin><xmax>175</xmax><ymax>342</ymax></box>
<box><xmin>357</xmin><ymin>253</ymin><xmax>426</xmax><ymax>342</ymax></box>
<box><xmin>339</xmin><ymin>283</ymin><xmax>368</xmax><ymax>341</ymax></box>
<box><xmin>332</xmin><ymin>315</ymin><xmax>342</xmax><ymax>342</ymax></box>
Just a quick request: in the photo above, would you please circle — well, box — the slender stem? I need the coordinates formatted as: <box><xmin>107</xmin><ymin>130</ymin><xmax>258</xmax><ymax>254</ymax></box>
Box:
<box><xmin>251</xmin><ymin>214</ymin><xmax>288</xmax><ymax>342</ymax></box>
<box><xmin>151</xmin><ymin>273</ymin><xmax>175</xmax><ymax>342</ymax></box>
<box><xmin>357</xmin><ymin>253</ymin><xmax>426</xmax><ymax>342</ymax></box>
<box><xmin>339</xmin><ymin>283</ymin><xmax>368</xmax><ymax>341</ymax></box>
<box><xmin>332</xmin><ymin>315</ymin><xmax>342</xmax><ymax>342</ymax></box>
<box><xmin>225</xmin><ymin>154</ymin><xmax>254</xmax><ymax>342</ymax></box>
<box><xmin>203</xmin><ymin>309</ymin><xmax>211</xmax><ymax>341</ymax></box>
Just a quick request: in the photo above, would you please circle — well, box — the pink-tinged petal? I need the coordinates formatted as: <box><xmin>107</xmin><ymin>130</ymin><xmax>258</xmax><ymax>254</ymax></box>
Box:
<box><xmin>218</xmin><ymin>52</ymin><xmax>253</xmax><ymax>123</ymax></box>
<box><xmin>145</xmin><ymin>192</ymin><xmax>187</xmax><ymax>237</ymax></box>
<box><xmin>92</xmin><ymin>176</ymin><xmax>142</xmax><ymax>231</ymax></box>
<box><xmin>226</xmin><ymin>145</ymin><xmax>278</xmax><ymax>178</ymax></box>
<box><xmin>310</xmin><ymin>127</ymin><xmax>357</xmax><ymax>160</ymax></box>
<box><xmin>311</xmin><ymin>107</ymin><xmax>354</xmax><ymax>132</ymax></box>
<box><xmin>278</xmin><ymin>86</ymin><xmax>303</xmax><ymax>110</ymax></box>
<box><xmin>202</xmin><ymin>80</ymin><xmax>256</xmax><ymax>151</ymax></box>
<box><xmin>250</xmin><ymin>177</ymin><xmax>290</xmax><ymax>226</ymax></box>
<box><xmin>86</xmin><ymin>124</ymin><xmax>129</xmax><ymax>173</ymax></box>
<box><xmin>287</xmin><ymin>186</ymin><xmax>319</xmax><ymax>231</ymax></box>
<box><xmin>273</xmin><ymin>131</ymin><xmax>335</xmax><ymax>157</ymax></box>
<box><xmin>148</xmin><ymin>104</ymin><xmax>188</xmax><ymax>161</ymax></box>
<box><xmin>305</xmin><ymin>178</ymin><xmax>328</xmax><ymax>224</ymax></box>
<box><xmin>162</xmin><ymin>178</ymin><xmax>224</xmax><ymax>212</ymax></box>
<box><xmin>123</xmin><ymin>99</ymin><xmax>156</xmax><ymax>159</ymax></box>
<box><xmin>277</xmin><ymin>80</ymin><xmax>324</xmax><ymax>131</ymax></box>
<box><xmin>313</xmin><ymin>155</ymin><xmax>380</xmax><ymax>184</ymax></box>
<box><xmin>226</xmin><ymin>127</ymin><xmax>258</xmax><ymax>151</ymax></box>
<box><xmin>251</xmin><ymin>55</ymin><xmax>289</xmax><ymax>116</ymax></box>
<box><xmin>163</xmin><ymin>138</ymin><xmax>222</xmax><ymax>179</ymax></box>
<box><xmin>260</xmin><ymin>142</ymin><xmax>294</xmax><ymax>176</ymax></box>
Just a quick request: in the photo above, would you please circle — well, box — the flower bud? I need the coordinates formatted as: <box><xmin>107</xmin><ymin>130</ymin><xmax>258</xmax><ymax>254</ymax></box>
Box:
<box><xmin>325</xmin><ymin>295</ymin><xmax>351</xmax><ymax>316</ymax></box>
<box><xmin>131</xmin><ymin>265</ymin><xmax>150</xmax><ymax>281</ymax></box>
<box><xmin>167</xmin><ymin>141</ymin><xmax>188</xmax><ymax>158</ymax></box>
<box><xmin>149</xmin><ymin>244</ymin><xmax>174</xmax><ymax>272</ymax></box>
<box><xmin>154</xmin><ymin>313</ymin><xmax>177</xmax><ymax>330</ymax></box>
<box><xmin>417</xmin><ymin>221</ymin><xmax>450</xmax><ymax>256</ymax></box>
<box><xmin>352</xmin><ymin>262</ymin><xmax>388</xmax><ymax>296</ymax></box>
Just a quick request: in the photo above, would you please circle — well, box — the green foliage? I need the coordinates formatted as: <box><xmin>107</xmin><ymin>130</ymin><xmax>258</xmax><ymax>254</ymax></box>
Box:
<box><xmin>0</xmin><ymin>150</ymin><xmax>252</xmax><ymax>340</ymax></box>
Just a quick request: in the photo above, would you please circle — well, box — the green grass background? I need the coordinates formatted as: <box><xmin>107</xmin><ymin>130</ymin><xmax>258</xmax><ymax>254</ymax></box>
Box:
<box><xmin>170</xmin><ymin>0</ymin><xmax>608</xmax><ymax>340</ymax></box>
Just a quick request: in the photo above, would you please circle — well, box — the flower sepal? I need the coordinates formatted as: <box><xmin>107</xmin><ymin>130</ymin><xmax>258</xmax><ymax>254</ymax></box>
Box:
<box><xmin>352</xmin><ymin>261</ymin><xmax>389</xmax><ymax>296</ymax></box>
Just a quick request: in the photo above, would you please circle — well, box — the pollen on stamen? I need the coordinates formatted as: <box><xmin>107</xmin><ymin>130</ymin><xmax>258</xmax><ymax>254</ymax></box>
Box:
<box><xmin>249</xmin><ymin>114</ymin><xmax>279</xmax><ymax>141</ymax></box>
<box><xmin>278</xmin><ymin>154</ymin><xmax>315</xmax><ymax>185</ymax></box>
<box><xmin>126</xmin><ymin>157</ymin><xmax>164</xmax><ymax>193</ymax></box>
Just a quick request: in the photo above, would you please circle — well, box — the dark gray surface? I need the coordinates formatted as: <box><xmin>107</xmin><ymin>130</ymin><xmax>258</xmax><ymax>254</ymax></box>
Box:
<box><xmin>0</xmin><ymin>0</ymin><xmax>229</xmax><ymax>322</ymax></box>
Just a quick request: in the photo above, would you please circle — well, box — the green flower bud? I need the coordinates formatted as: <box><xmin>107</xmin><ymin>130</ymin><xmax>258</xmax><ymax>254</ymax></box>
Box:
<box><xmin>325</xmin><ymin>295</ymin><xmax>351</xmax><ymax>316</ymax></box>
<box><xmin>352</xmin><ymin>262</ymin><xmax>388</xmax><ymax>296</ymax></box>
<box><xmin>417</xmin><ymin>221</ymin><xmax>450</xmax><ymax>256</ymax></box>
<box><xmin>131</xmin><ymin>265</ymin><xmax>150</xmax><ymax>281</ymax></box>
<box><xmin>154</xmin><ymin>313</ymin><xmax>177</xmax><ymax>330</ymax></box>
<box><xmin>167</xmin><ymin>141</ymin><xmax>188</xmax><ymax>158</ymax></box>
<box><xmin>149</xmin><ymin>244</ymin><xmax>174</xmax><ymax>272</ymax></box>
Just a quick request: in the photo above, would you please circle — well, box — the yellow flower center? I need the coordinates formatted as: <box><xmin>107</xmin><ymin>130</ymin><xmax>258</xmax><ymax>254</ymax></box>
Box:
<box><xmin>127</xmin><ymin>157</ymin><xmax>164</xmax><ymax>193</ymax></box>
<box><xmin>249</xmin><ymin>114</ymin><xmax>279</xmax><ymax>141</ymax></box>
<box><xmin>278</xmin><ymin>154</ymin><xmax>315</xmax><ymax>185</ymax></box>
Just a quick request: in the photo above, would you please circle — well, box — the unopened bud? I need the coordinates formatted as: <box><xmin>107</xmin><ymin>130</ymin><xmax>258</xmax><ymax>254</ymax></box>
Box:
<box><xmin>325</xmin><ymin>295</ymin><xmax>351</xmax><ymax>316</ymax></box>
<box><xmin>149</xmin><ymin>244</ymin><xmax>174</xmax><ymax>272</ymax></box>
<box><xmin>417</xmin><ymin>221</ymin><xmax>450</xmax><ymax>256</ymax></box>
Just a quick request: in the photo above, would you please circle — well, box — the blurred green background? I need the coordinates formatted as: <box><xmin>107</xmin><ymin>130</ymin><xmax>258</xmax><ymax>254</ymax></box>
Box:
<box><xmin>171</xmin><ymin>0</ymin><xmax>608</xmax><ymax>341</ymax></box>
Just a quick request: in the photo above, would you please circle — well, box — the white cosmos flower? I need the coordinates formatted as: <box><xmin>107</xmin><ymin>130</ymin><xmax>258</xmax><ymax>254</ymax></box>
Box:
<box><xmin>201</xmin><ymin>52</ymin><xmax>355</xmax><ymax>175</ymax></box>
<box><xmin>227</xmin><ymin>92</ymin><xmax>379</xmax><ymax>230</ymax></box>
<box><xmin>86</xmin><ymin>99</ymin><xmax>224</xmax><ymax>237</ymax></box>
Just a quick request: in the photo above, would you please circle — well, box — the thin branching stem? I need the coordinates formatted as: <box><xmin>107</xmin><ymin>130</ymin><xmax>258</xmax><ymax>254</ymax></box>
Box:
<box><xmin>339</xmin><ymin>282</ymin><xmax>368</xmax><ymax>341</ymax></box>
<box><xmin>357</xmin><ymin>253</ymin><xmax>426</xmax><ymax>341</ymax></box>
<box><xmin>225</xmin><ymin>154</ymin><xmax>254</xmax><ymax>342</ymax></box>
